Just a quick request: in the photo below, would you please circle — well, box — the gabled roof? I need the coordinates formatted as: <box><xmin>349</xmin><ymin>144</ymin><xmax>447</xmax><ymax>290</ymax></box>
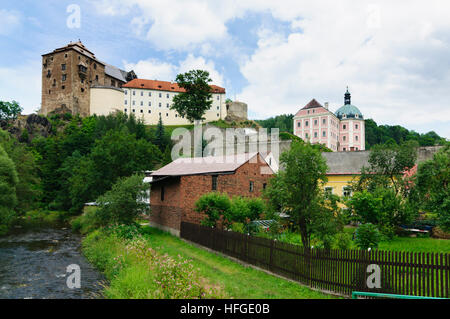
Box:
<box><xmin>123</xmin><ymin>79</ymin><xmax>226</xmax><ymax>94</ymax></box>
<box><xmin>104</xmin><ymin>63</ymin><xmax>127</xmax><ymax>82</ymax></box>
<box><xmin>151</xmin><ymin>152</ymin><xmax>271</xmax><ymax>178</ymax></box>
<box><xmin>295</xmin><ymin>99</ymin><xmax>326</xmax><ymax>116</ymax></box>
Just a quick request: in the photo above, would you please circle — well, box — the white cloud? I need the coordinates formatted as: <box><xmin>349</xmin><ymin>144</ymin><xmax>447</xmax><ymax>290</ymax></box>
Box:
<box><xmin>0</xmin><ymin>60</ymin><xmax>42</xmax><ymax>115</ymax></box>
<box><xmin>124</xmin><ymin>54</ymin><xmax>224</xmax><ymax>86</ymax></box>
<box><xmin>0</xmin><ymin>10</ymin><xmax>21</xmax><ymax>35</ymax></box>
<box><xmin>236</xmin><ymin>1</ymin><xmax>450</xmax><ymax>138</ymax></box>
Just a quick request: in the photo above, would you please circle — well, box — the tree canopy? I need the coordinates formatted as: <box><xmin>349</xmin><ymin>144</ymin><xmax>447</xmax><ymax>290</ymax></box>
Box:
<box><xmin>170</xmin><ymin>70</ymin><xmax>213</xmax><ymax>123</ymax></box>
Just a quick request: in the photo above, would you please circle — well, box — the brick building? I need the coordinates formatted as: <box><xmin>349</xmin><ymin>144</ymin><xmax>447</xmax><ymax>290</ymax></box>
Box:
<box><xmin>149</xmin><ymin>152</ymin><xmax>274</xmax><ymax>236</ymax></box>
<box><xmin>41</xmin><ymin>41</ymin><xmax>137</xmax><ymax>117</ymax></box>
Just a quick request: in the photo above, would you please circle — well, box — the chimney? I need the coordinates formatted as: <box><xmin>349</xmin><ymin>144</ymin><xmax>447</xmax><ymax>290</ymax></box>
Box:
<box><xmin>324</xmin><ymin>102</ymin><xmax>329</xmax><ymax>110</ymax></box>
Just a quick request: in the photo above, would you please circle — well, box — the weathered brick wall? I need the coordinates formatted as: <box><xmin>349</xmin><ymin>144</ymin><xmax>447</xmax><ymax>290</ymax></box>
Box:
<box><xmin>149</xmin><ymin>177</ymin><xmax>182</xmax><ymax>231</ymax></box>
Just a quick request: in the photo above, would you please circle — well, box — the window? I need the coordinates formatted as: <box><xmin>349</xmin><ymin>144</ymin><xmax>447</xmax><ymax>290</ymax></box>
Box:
<box><xmin>140</xmin><ymin>101</ymin><xmax>143</xmax><ymax>106</ymax></box>
<box><xmin>81</xmin><ymin>88</ymin><xmax>85</xmax><ymax>93</ymax></box>
<box><xmin>166</xmin><ymin>113</ymin><xmax>168</xmax><ymax>117</ymax></box>
<box><xmin>61</xmin><ymin>64</ymin><xmax>66</xmax><ymax>71</ymax></box>
<box><xmin>95</xmin><ymin>75</ymin><xmax>99</xmax><ymax>81</ymax></box>
<box><xmin>159</xmin><ymin>93</ymin><xmax>162</xmax><ymax>98</ymax></box>
<box><xmin>322</xmin><ymin>131</ymin><xmax>326</xmax><ymax>137</ymax></box>
<box><xmin>141</xmin><ymin>91</ymin><xmax>143</xmax><ymax>96</ymax></box>
<box><xmin>159</xmin><ymin>103</ymin><xmax>162</xmax><ymax>107</ymax></box>
<box><xmin>355</xmin><ymin>124</ymin><xmax>359</xmax><ymax>129</ymax></box>
<box><xmin>343</xmin><ymin>136</ymin><xmax>346</xmax><ymax>141</ymax></box>
<box><xmin>62</xmin><ymin>74</ymin><xmax>67</xmax><ymax>81</ymax></box>
<box><xmin>323</xmin><ymin>119</ymin><xmax>326</xmax><ymax>124</ymax></box>
<box><xmin>64</xmin><ymin>53</ymin><xmax>68</xmax><ymax>58</ymax></box>
<box><xmin>148</xmin><ymin>102</ymin><xmax>151</xmax><ymax>106</ymax></box>
<box><xmin>133</xmin><ymin>91</ymin><xmax>136</xmax><ymax>96</ymax></box>
<box><xmin>125</xmin><ymin>90</ymin><xmax>128</xmax><ymax>95</ymax></box>
<box><xmin>124</xmin><ymin>109</ymin><xmax>127</xmax><ymax>112</ymax></box>
<box><xmin>94</xmin><ymin>63</ymin><xmax>97</xmax><ymax>70</ymax></box>
<box><xmin>217</xmin><ymin>96</ymin><xmax>219</xmax><ymax>100</ymax></box>
<box><xmin>314</xmin><ymin>132</ymin><xmax>318</xmax><ymax>138</ymax></box>
<box><xmin>263</xmin><ymin>183</ymin><xmax>267</xmax><ymax>190</ymax></box>
<box><xmin>343</xmin><ymin>125</ymin><xmax>346</xmax><ymax>130</ymax></box>
<box><xmin>355</xmin><ymin>136</ymin><xmax>359</xmax><ymax>141</ymax></box>
<box><xmin>149</xmin><ymin>92</ymin><xmax>151</xmax><ymax>97</ymax></box>
<box><xmin>249</xmin><ymin>181</ymin><xmax>254</xmax><ymax>192</ymax></box>
<box><xmin>343</xmin><ymin>187</ymin><xmax>352</xmax><ymax>197</ymax></box>
<box><xmin>166</xmin><ymin>93</ymin><xmax>169</xmax><ymax>98</ymax></box>
<box><xmin>297</xmin><ymin>122</ymin><xmax>301</xmax><ymax>128</ymax></box>
<box><xmin>161</xmin><ymin>186</ymin><xmax>165</xmax><ymax>201</ymax></box>
<box><xmin>314</xmin><ymin>120</ymin><xmax>318</xmax><ymax>126</ymax></box>
<box><xmin>62</xmin><ymin>85</ymin><xmax>65</xmax><ymax>90</ymax></box>
<box><xmin>166</xmin><ymin>103</ymin><xmax>169</xmax><ymax>107</ymax></box>
<box><xmin>305</xmin><ymin>133</ymin><xmax>309</xmax><ymax>138</ymax></box>
<box><xmin>132</xmin><ymin>109</ymin><xmax>135</xmax><ymax>113</ymax></box>
<box><xmin>148</xmin><ymin>110</ymin><xmax>151</xmax><ymax>114</ymax></box>
<box><xmin>212</xmin><ymin>176</ymin><xmax>218</xmax><ymax>191</ymax></box>
<box><xmin>343</xmin><ymin>148</ymin><xmax>346</xmax><ymax>151</ymax></box>
<box><xmin>132</xmin><ymin>101</ymin><xmax>136</xmax><ymax>106</ymax></box>
<box><xmin>305</xmin><ymin>121</ymin><xmax>309</xmax><ymax>127</ymax></box>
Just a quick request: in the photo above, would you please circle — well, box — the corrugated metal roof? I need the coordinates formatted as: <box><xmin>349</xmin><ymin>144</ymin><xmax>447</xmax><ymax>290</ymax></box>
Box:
<box><xmin>151</xmin><ymin>152</ymin><xmax>263</xmax><ymax>177</ymax></box>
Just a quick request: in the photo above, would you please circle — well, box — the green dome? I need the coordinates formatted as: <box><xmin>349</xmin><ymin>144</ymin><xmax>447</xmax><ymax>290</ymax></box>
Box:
<box><xmin>335</xmin><ymin>104</ymin><xmax>363</xmax><ymax>120</ymax></box>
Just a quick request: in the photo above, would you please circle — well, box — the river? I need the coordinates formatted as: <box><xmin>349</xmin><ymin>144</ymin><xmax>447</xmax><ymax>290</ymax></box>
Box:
<box><xmin>0</xmin><ymin>226</ymin><xmax>105</xmax><ymax>299</ymax></box>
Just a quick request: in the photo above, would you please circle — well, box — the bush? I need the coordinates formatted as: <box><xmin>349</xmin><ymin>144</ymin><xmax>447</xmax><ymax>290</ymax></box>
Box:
<box><xmin>335</xmin><ymin>232</ymin><xmax>352</xmax><ymax>250</ymax></box>
<box><xmin>355</xmin><ymin>223</ymin><xmax>382</xmax><ymax>250</ymax></box>
<box><xmin>230</xmin><ymin>222</ymin><xmax>245</xmax><ymax>234</ymax></box>
<box><xmin>96</xmin><ymin>174</ymin><xmax>149</xmax><ymax>226</ymax></box>
<box><xmin>196</xmin><ymin>192</ymin><xmax>231</xmax><ymax>228</ymax></box>
<box><xmin>71</xmin><ymin>206</ymin><xmax>102</xmax><ymax>234</ymax></box>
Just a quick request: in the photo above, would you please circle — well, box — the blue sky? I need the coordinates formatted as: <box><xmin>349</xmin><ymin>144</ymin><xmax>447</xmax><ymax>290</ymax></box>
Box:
<box><xmin>0</xmin><ymin>0</ymin><xmax>449</xmax><ymax>138</ymax></box>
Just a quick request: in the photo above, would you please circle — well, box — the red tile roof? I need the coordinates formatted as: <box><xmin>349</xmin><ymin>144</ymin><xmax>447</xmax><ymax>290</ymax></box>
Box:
<box><xmin>123</xmin><ymin>79</ymin><xmax>226</xmax><ymax>94</ymax></box>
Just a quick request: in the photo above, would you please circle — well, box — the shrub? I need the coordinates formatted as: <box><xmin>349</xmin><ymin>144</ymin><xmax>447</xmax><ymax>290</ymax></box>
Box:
<box><xmin>71</xmin><ymin>206</ymin><xmax>102</xmax><ymax>234</ymax></box>
<box><xmin>96</xmin><ymin>174</ymin><xmax>149</xmax><ymax>226</ymax></box>
<box><xmin>196</xmin><ymin>192</ymin><xmax>231</xmax><ymax>228</ymax></box>
<box><xmin>229</xmin><ymin>196</ymin><xmax>251</xmax><ymax>225</ymax></box>
<box><xmin>335</xmin><ymin>232</ymin><xmax>352</xmax><ymax>250</ymax></box>
<box><xmin>230</xmin><ymin>222</ymin><xmax>245</xmax><ymax>234</ymax></box>
<box><xmin>355</xmin><ymin>223</ymin><xmax>382</xmax><ymax>250</ymax></box>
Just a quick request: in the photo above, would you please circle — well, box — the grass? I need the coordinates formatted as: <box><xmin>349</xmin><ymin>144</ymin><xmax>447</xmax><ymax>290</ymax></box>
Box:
<box><xmin>378</xmin><ymin>237</ymin><xmax>450</xmax><ymax>253</ymax></box>
<box><xmin>138</xmin><ymin>226</ymin><xmax>334</xmax><ymax>299</ymax></box>
<box><xmin>82</xmin><ymin>225</ymin><xmax>335</xmax><ymax>299</ymax></box>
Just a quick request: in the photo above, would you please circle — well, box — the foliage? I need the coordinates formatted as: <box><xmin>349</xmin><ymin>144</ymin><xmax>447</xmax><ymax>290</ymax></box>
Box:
<box><xmin>0</xmin><ymin>100</ymin><xmax>22</xmax><ymax>120</ymax></box>
<box><xmin>347</xmin><ymin>187</ymin><xmax>416</xmax><ymax>239</ymax></box>
<box><xmin>365</xmin><ymin>118</ymin><xmax>446</xmax><ymax>149</ymax></box>
<box><xmin>0</xmin><ymin>130</ymin><xmax>40</xmax><ymax>213</ymax></box>
<box><xmin>416</xmin><ymin>145</ymin><xmax>450</xmax><ymax>231</ymax></box>
<box><xmin>0</xmin><ymin>144</ymin><xmax>19</xmax><ymax>235</ymax></box>
<box><xmin>170</xmin><ymin>70</ymin><xmax>213</xmax><ymax>123</ymax></box>
<box><xmin>196</xmin><ymin>192</ymin><xmax>231</xmax><ymax>228</ymax></box>
<box><xmin>82</xmin><ymin>228</ymin><xmax>221</xmax><ymax>299</ymax></box>
<box><xmin>335</xmin><ymin>232</ymin><xmax>352</xmax><ymax>250</ymax></box>
<box><xmin>255</xmin><ymin>114</ymin><xmax>294</xmax><ymax>134</ymax></box>
<box><xmin>95</xmin><ymin>174</ymin><xmax>149</xmax><ymax>226</ymax></box>
<box><xmin>354</xmin><ymin>223</ymin><xmax>382</xmax><ymax>250</ymax></box>
<box><xmin>71</xmin><ymin>206</ymin><xmax>103</xmax><ymax>234</ymax></box>
<box><xmin>264</xmin><ymin>140</ymin><xmax>333</xmax><ymax>249</ymax></box>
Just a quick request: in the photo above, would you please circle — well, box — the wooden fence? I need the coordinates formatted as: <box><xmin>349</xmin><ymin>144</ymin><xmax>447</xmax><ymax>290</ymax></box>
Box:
<box><xmin>180</xmin><ymin>222</ymin><xmax>450</xmax><ymax>298</ymax></box>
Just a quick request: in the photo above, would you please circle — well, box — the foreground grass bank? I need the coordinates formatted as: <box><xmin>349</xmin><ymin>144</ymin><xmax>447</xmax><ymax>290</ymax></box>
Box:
<box><xmin>82</xmin><ymin>225</ymin><xmax>334</xmax><ymax>299</ymax></box>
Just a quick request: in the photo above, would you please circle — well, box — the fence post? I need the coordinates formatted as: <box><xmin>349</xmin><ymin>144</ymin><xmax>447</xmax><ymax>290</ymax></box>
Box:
<box><xmin>269</xmin><ymin>240</ymin><xmax>274</xmax><ymax>271</ymax></box>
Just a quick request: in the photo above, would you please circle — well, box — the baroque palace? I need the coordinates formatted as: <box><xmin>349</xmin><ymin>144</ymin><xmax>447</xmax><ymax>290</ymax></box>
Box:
<box><xmin>294</xmin><ymin>88</ymin><xmax>365</xmax><ymax>152</ymax></box>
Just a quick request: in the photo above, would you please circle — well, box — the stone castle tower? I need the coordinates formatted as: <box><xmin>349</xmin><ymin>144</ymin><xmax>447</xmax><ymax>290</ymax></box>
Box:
<box><xmin>41</xmin><ymin>41</ymin><xmax>136</xmax><ymax>117</ymax></box>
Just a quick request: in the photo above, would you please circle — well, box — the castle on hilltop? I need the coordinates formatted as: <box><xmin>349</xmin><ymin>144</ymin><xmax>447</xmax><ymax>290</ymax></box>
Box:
<box><xmin>293</xmin><ymin>88</ymin><xmax>365</xmax><ymax>152</ymax></box>
<box><xmin>40</xmin><ymin>41</ymin><xmax>248</xmax><ymax>125</ymax></box>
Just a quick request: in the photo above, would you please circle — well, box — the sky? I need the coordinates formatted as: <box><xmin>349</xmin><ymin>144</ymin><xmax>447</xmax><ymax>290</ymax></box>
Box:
<box><xmin>0</xmin><ymin>0</ymin><xmax>449</xmax><ymax>138</ymax></box>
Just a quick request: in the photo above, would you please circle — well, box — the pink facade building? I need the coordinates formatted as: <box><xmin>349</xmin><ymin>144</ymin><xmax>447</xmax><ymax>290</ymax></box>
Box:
<box><xmin>293</xmin><ymin>89</ymin><xmax>365</xmax><ymax>152</ymax></box>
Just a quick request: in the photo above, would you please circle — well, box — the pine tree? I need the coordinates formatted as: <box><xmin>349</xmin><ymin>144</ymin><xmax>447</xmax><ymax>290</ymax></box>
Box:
<box><xmin>155</xmin><ymin>114</ymin><xmax>165</xmax><ymax>151</ymax></box>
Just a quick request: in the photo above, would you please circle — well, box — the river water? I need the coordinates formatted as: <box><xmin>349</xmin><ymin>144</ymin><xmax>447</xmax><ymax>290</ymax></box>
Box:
<box><xmin>0</xmin><ymin>226</ymin><xmax>105</xmax><ymax>299</ymax></box>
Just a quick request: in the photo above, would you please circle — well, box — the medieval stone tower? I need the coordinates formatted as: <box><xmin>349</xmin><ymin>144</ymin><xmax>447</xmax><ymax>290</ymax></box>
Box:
<box><xmin>41</xmin><ymin>41</ymin><xmax>136</xmax><ymax>117</ymax></box>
